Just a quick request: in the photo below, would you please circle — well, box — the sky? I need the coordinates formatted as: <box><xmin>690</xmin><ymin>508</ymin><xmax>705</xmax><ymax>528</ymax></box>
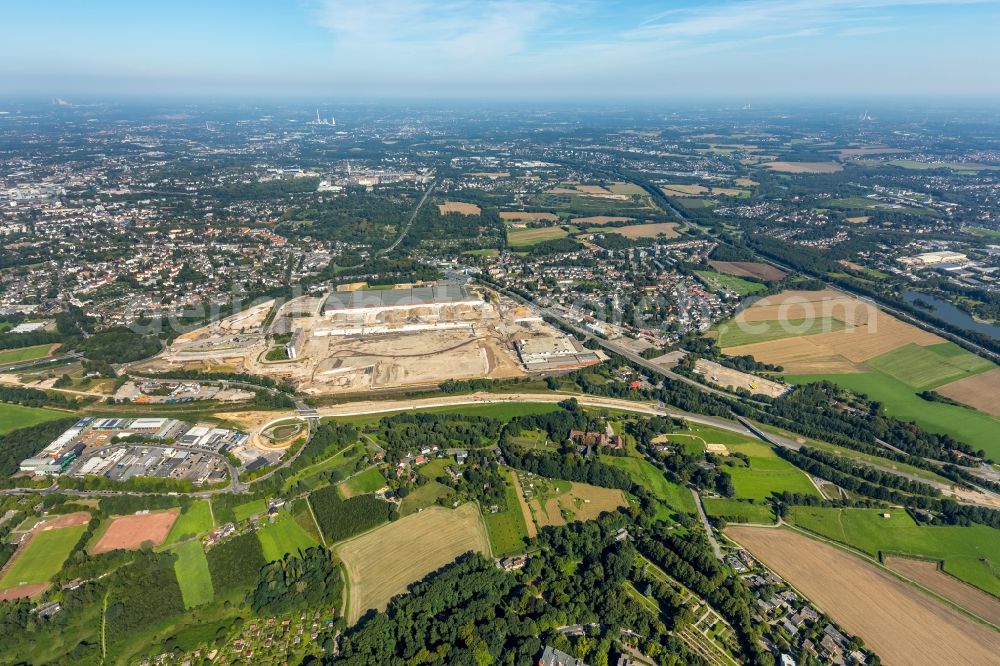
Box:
<box><xmin>3</xmin><ymin>0</ymin><xmax>1000</xmax><ymax>100</ymax></box>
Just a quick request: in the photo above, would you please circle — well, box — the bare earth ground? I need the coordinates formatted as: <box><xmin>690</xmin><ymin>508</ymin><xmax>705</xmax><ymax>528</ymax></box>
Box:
<box><xmin>91</xmin><ymin>509</ymin><xmax>179</xmax><ymax>553</ymax></box>
<box><xmin>709</xmin><ymin>261</ymin><xmax>787</xmax><ymax>282</ymax></box>
<box><xmin>727</xmin><ymin>526</ymin><xmax>1000</xmax><ymax>665</ymax></box>
<box><xmin>694</xmin><ymin>358</ymin><xmax>787</xmax><ymax>398</ymax></box>
<box><xmin>438</xmin><ymin>202</ymin><xmax>481</xmax><ymax>216</ymax></box>
<box><xmin>337</xmin><ymin>504</ymin><xmax>489</xmax><ymax>624</ymax></box>
<box><xmin>510</xmin><ymin>472</ymin><xmax>538</xmax><ymax>539</ymax></box>
<box><xmin>610</xmin><ymin>223</ymin><xmax>679</xmax><ymax>239</ymax></box>
<box><xmin>0</xmin><ymin>583</ymin><xmax>48</xmax><ymax>601</ymax></box>
<box><xmin>934</xmin><ymin>368</ymin><xmax>1000</xmax><ymax>417</ymax></box>
<box><xmin>884</xmin><ymin>555</ymin><xmax>1000</xmax><ymax>627</ymax></box>
<box><xmin>764</xmin><ymin>161</ymin><xmax>843</xmax><ymax>173</ymax></box>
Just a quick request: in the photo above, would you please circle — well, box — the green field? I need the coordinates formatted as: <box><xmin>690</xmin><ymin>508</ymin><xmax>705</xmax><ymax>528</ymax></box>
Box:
<box><xmin>784</xmin><ymin>370</ymin><xmax>1000</xmax><ymax>459</ymax></box>
<box><xmin>717</xmin><ymin>317</ymin><xmax>850</xmax><ymax>348</ymax></box>
<box><xmin>865</xmin><ymin>342</ymin><xmax>993</xmax><ymax>390</ymax></box>
<box><xmin>703</xmin><ymin>498</ymin><xmax>775</xmax><ymax>524</ymax></box>
<box><xmin>789</xmin><ymin>506</ymin><xmax>1000</xmax><ymax>597</ymax></box>
<box><xmin>603</xmin><ymin>455</ymin><xmax>697</xmax><ymax>514</ymax></box>
<box><xmin>0</xmin><ymin>403</ymin><xmax>69</xmax><ymax>435</ymax></box>
<box><xmin>723</xmin><ymin>441</ymin><xmax>821</xmax><ymax>500</ymax></box>
<box><xmin>172</xmin><ymin>540</ymin><xmax>214</xmax><ymax>608</ymax></box>
<box><xmin>695</xmin><ymin>270</ymin><xmax>767</xmax><ymax>296</ymax></box>
<box><xmin>400</xmin><ymin>481</ymin><xmax>454</xmax><ymax>516</ymax></box>
<box><xmin>483</xmin><ymin>468</ymin><xmax>531</xmax><ymax>556</ymax></box>
<box><xmin>0</xmin><ymin>344</ymin><xmax>52</xmax><ymax>365</ymax></box>
<box><xmin>339</xmin><ymin>468</ymin><xmax>387</xmax><ymax>498</ymax></box>
<box><xmin>507</xmin><ymin>226</ymin><xmax>568</xmax><ymax>247</ymax></box>
<box><xmin>256</xmin><ymin>512</ymin><xmax>320</xmax><ymax>562</ymax></box>
<box><xmin>231</xmin><ymin>499</ymin><xmax>267</xmax><ymax>522</ymax></box>
<box><xmin>0</xmin><ymin>524</ymin><xmax>88</xmax><ymax>589</ymax></box>
<box><xmin>281</xmin><ymin>443</ymin><xmax>365</xmax><ymax>492</ymax></box>
<box><xmin>164</xmin><ymin>501</ymin><xmax>214</xmax><ymax>545</ymax></box>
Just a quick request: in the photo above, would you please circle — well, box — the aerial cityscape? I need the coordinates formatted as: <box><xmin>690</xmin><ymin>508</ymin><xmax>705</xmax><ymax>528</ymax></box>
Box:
<box><xmin>1</xmin><ymin>1</ymin><xmax>1000</xmax><ymax>665</ymax></box>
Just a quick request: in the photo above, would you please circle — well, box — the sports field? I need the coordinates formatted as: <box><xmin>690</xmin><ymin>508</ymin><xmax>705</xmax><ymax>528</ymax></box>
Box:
<box><xmin>0</xmin><ymin>523</ymin><xmax>88</xmax><ymax>589</ymax></box>
<box><xmin>337</xmin><ymin>503</ymin><xmax>490</xmax><ymax>624</ymax></box>
<box><xmin>256</xmin><ymin>512</ymin><xmax>320</xmax><ymax>562</ymax></box>
<box><xmin>164</xmin><ymin>501</ymin><xmax>214</xmax><ymax>545</ymax></box>
<box><xmin>92</xmin><ymin>509</ymin><xmax>179</xmax><ymax>553</ymax></box>
<box><xmin>788</xmin><ymin>506</ymin><xmax>1000</xmax><ymax>597</ymax></box>
<box><xmin>0</xmin><ymin>403</ymin><xmax>69</xmax><ymax>435</ymax></box>
<box><xmin>507</xmin><ymin>226</ymin><xmax>568</xmax><ymax>247</ymax></box>
<box><xmin>172</xmin><ymin>540</ymin><xmax>214</xmax><ymax>608</ymax></box>
<box><xmin>727</xmin><ymin>526</ymin><xmax>1000</xmax><ymax>665</ymax></box>
<box><xmin>482</xmin><ymin>468</ymin><xmax>532</xmax><ymax>556</ymax></box>
<box><xmin>338</xmin><ymin>468</ymin><xmax>386</xmax><ymax>498</ymax></box>
<box><xmin>0</xmin><ymin>344</ymin><xmax>52</xmax><ymax>365</ymax></box>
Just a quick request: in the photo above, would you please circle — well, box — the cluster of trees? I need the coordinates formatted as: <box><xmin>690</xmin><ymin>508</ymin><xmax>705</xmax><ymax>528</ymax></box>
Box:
<box><xmin>106</xmin><ymin>551</ymin><xmax>186</xmax><ymax>643</ymax></box>
<box><xmin>58</xmin><ymin>473</ymin><xmax>216</xmax><ymax>494</ymax></box>
<box><xmin>626</xmin><ymin>418</ymin><xmax>735</xmax><ymax>498</ymax></box>
<box><xmin>137</xmin><ymin>369</ymin><xmax>295</xmax><ymax>393</ymax></box>
<box><xmin>373</xmin><ymin>413</ymin><xmax>502</xmax><ymax>460</ymax></box>
<box><xmin>500</xmin><ymin>439</ymin><xmax>633</xmax><ymax>492</ymax></box>
<box><xmin>0</xmin><ymin>384</ymin><xmax>78</xmax><ymax>409</ymax></box>
<box><xmin>280</xmin><ymin>188</ymin><xmax>412</xmax><ymax>247</ymax></box>
<box><xmin>0</xmin><ymin>328</ymin><xmax>60</xmax><ymax>351</ymax></box>
<box><xmin>206</xmin><ymin>532</ymin><xmax>267</xmax><ymax>596</ymax></box>
<box><xmin>438</xmin><ymin>454</ymin><xmax>509</xmax><ymax>511</ymax></box>
<box><xmin>76</xmin><ymin>327</ymin><xmax>160</xmax><ymax>363</ymax></box>
<box><xmin>215</xmin><ymin>176</ymin><xmax>320</xmax><ymax>203</ymax></box>
<box><xmin>0</xmin><ymin>418</ymin><xmax>76</xmax><ymax>483</ymax></box>
<box><xmin>309</xmin><ymin>486</ymin><xmax>393</xmax><ymax>542</ymax></box>
<box><xmin>335</xmin><ymin>514</ymin><xmax>708</xmax><ymax>666</ymax></box>
<box><xmin>251</xmin><ymin>547</ymin><xmax>343</xmax><ymax>616</ymax></box>
<box><xmin>795</xmin><ymin>447</ymin><xmax>940</xmax><ymax>497</ymax></box>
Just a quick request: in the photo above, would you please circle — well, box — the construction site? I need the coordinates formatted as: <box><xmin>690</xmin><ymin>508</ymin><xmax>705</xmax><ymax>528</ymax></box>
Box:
<box><xmin>137</xmin><ymin>283</ymin><xmax>601</xmax><ymax>395</ymax></box>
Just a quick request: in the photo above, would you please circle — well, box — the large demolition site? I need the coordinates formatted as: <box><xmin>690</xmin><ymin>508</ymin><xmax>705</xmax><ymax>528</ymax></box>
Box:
<box><xmin>140</xmin><ymin>284</ymin><xmax>603</xmax><ymax>395</ymax></box>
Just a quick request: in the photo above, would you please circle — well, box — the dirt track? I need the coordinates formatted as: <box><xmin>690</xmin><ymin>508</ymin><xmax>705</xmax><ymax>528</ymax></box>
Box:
<box><xmin>728</xmin><ymin>526</ymin><xmax>1000</xmax><ymax>665</ymax></box>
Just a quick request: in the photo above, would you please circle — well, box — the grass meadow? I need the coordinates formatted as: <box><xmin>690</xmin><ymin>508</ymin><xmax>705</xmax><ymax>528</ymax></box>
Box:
<box><xmin>0</xmin><ymin>403</ymin><xmax>70</xmax><ymax>435</ymax></box>
<box><xmin>256</xmin><ymin>512</ymin><xmax>320</xmax><ymax>562</ymax></box>
<box><xmin>789</xmin><ymin>506</ymin><xmax>1000</xmax><ymax>598</ymax></box>
<box><xmin>164</xmin><ymin>500</ymin><xmax>214</xmax><ymax>545</ymax></box>
<box><xmin>172</xmin><ymin>540</ymin><xmax>214</xmax><ymax>608</ymax></box>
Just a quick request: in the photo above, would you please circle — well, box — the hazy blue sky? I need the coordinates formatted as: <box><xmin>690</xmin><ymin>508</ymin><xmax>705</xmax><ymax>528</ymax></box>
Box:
<box><xmin>3</xmin><ymin>0</ymin><xmax>999</xmax><ymax>99</ymax></box>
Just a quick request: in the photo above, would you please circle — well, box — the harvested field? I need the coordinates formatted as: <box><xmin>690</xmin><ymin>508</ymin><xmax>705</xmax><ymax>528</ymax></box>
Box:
<box><xmin>92</xmin><ymin>509</ymin><xmax>179</xmax><ymax>554</ymax></box>
<box><xmin>610</xmin><ymin>223</ymin><xmax>679</xmax><ymax>239</ymax></box>
<box><xmin>884</xmin><ymin>556</ymin><xmax>1000</xmax><ymax>627</ymax></box>
<box><xmin>500</xmin><ymin>211</ymin><xmax>559</xmax><ymax>223</ymax></box>
<box><xmin>846</xmin><ymin>216</ymin><xmax>870</xmax><ymax>223</ymax></box>
<box><xmin>507</xmin><ymin>226</ymin><xmax>568</xmax><ymax>246</ymax></box>
<box><xmin>708</xmin><ymin>261</ymin><xmax>786</xmax><ymax>282</ymax></box>
<box><xmin>662</xmin><ymin>184</ymin><xmax>710</xmax><ymax>196</ymax></box>
<box><xmin>764</xmin><ymin>161</ymin><xmax>843</xmax><ymax>174</ymax></box>
<box><xmin>438</xmin><ymin>201</ymin><xmax>481</xmax><ymax>216</ymax></box>
<box><xmin>722</xmin><ymin>289</ymin><xmax>946</xmax><ymax>372</ymax></box>
<box><xmin>532</xmin><ymin>482</ymin><xmax>627</xmax><ymax>528</ymax></box>
<box><xmin>935</xmin><ymin>368</ymin><xmax>1000</xmax><ymax>417</ymax></box>
<box><xmin>571</xmin><ymin>216</ymin><xmax>634</xmax><ymax>225</ymax></box>
<box><xmin>727</xmin><ymin>526</ymin><xmax>1000</xmax><ymax>665</ymax></box>
<box><xmin>337</xmin><ymin>504</ymin><xmax>490</xmax><ymax>624</ymax></box>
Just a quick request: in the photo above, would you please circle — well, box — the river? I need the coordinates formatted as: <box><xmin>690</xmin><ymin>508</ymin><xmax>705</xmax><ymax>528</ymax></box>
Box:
<box><xmin>901</xmin><ymin>291</ymin><xmax>1000</xmax><ymax>343</ymax></box>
